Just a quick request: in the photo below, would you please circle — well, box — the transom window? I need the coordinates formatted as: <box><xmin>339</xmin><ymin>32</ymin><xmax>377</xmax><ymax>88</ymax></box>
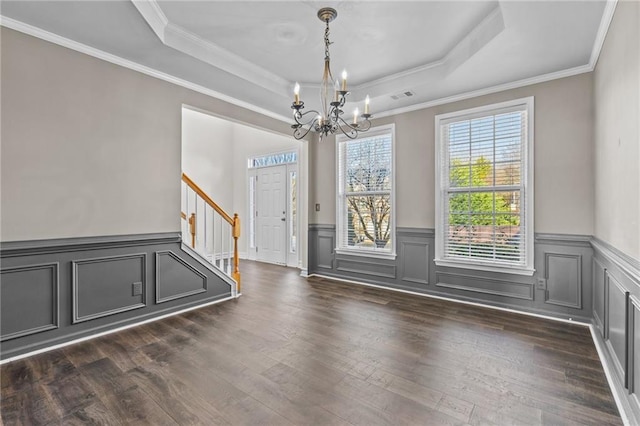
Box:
<box><xmin>248</xmin><ymin>151</ymin><xmax>297</xmax><ymax>168</ymax></box>
<box><xmin>435</xmin><ymin>98</ymin><xmax>534</xmax><ymax>275</ymax></box>
<box><xmin>337</xmin><ymin>124</ymin><xmax>395</xmax><ymax>258</ymax></box>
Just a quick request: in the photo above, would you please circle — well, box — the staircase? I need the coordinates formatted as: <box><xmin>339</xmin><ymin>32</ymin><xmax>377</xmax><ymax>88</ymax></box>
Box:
<box><xmin>181</xmin><ymin>173</ymin><xmax>241</xmax><ymax>294</ymax></box>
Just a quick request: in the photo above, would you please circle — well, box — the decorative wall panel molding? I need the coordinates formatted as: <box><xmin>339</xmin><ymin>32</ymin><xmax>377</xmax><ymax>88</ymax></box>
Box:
<box><xmin>606</xmin><ymin>271</ymin><xmax>629</xmax><ymax>387</ymax></box>
<box><xmin>400</xmin><ymin>241</ymin><xmax>430</xmax><ymax>285</ymax></box>
<box><xmin>593</xmin><ymin>257</ymin><xmax>606</xmax><ymax>335</ymax></box>
<box><xmin>436</xmin><ymin>271</ymin><xmax>534</xmax><ymax>300</ymax></box>
<box><xmin>1</xmin><ymin>234</ymin><xmax>236</xmax><ymax>361</ymax></box>
<box><xmin>1</xmin><ymin>232</ymin><xmax>181</xmax><ymax>258</ymax></box>
<box><xmin>308</xmin><ymin>226</ymin><xmax>590</xmax><ymax>321</ymax></box>
<box><xmin>592</xmin><ymin>237</ymin><xmax>640</xmax><ymax>284</ymax></box>
<box><xmin>0</xmin><ymin>263</ymin><xmax>59</xmax><ymax>341</ymax></box>
<box><xmin>156</xmin><ymin>251</ymin><xmax>207</xmax><ymax>303</ymax></box>
<box><xmin>544</xmin><ymin>252</ymin><xmax>582</xmax><ymax>309</ymax></box>
<box><xmin>591</xmin><ymin>237</ymin><xmax>640</xmax><ymax>425</ymax></box>
<box><xmin>535</xmin><ymin>233</ymin><xmax>592</xmax><ymax>247</ymax></box>
<box><xmin>628</xmin><ymin>296</ymin><xmax>640</xmax><ymax>395</ymax></box>
<box><xmin>336</xmin><ymin>257</ymin><xmax>396</xmax><ymax>279</ymax></box>
<box><xmin>317</xmin><ymin>235</ymin><xmax>334</xmax><ymax>270</ymax></box>
<box><xmin>72</xmin><ymin>253</ymin><xmax>147</xmax><ymax>323</ymax></box>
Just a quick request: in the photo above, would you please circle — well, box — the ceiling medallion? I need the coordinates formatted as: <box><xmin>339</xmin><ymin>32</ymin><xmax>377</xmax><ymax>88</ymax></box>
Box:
<box><xmin>291</xmin><ymin>7</ymin><xmax>372</xmax><ymax>140</ymax></box>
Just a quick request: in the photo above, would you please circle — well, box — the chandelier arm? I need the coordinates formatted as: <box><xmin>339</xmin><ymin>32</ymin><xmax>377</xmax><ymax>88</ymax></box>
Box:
<box><xmin>335</xmin><ymin>115</ymin><xmax>360</xmax><ymax>139</ymax></box>
<box><xmin>294</xmin><ymin>109</ymin><xmax>320</xmax><ymax>126</ymax></box>
<box><xmin>293</xmin><ymin>125</ymin><xmax>314</xmax><ymax>140</ymax></box>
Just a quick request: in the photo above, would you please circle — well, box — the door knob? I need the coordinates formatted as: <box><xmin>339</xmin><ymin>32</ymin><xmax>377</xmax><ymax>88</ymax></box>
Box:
<box><xmin>281</xmin><ymin>218</ymin><xmax>286</xmax><ymax>221</ymax></box>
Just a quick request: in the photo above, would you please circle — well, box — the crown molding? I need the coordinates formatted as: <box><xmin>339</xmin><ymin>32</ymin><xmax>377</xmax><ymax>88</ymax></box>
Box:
<box><xmin>348</xmin><ymin>5</ymin><xmax>504</xmax><ymax>95</ymax></box>
<box><xmin>372</xmin><ymin>64</ymin><xmax>593</xmax><ymax>119</ymax></box>
<box><xmin>131</xmin><ymin>0</ymin><xmax>167</xmax><ymax>38</ymax></box>
<box><xmin>132</xmin><ymin>0</ymin><xmax>291</xmax><ymax>97</ymax></box>
<box><xmin>589</xmin><ymin>0</ymin><xmax>618</xmax><ymax>69</ymax></box>
<box><xmin>1</xmin><ymin>0</ymin><xmax>618</xmax><ymax>126</ymax></box>
<box><xmin>0</xmin><ymin>16</ymin><xmax>292</xmax><ymax>124</ymax></box>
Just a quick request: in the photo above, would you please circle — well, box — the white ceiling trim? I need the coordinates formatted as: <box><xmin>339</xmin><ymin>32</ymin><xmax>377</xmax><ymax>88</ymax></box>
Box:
<box><xmin>0</xmin><ymin>0</ymin><xmax>618</xmax><ymax>127</ymax></box>
<box><xmin>354</xmin><ymin>5</ymin><xmax>504</xmax><ymax>97</ymax></box>
<box><xmin>132</xmin><ymin>0</ymin><xmax>291</xmax><ymax>97</ymax></box>
<box><xmin>0</xmin><ymin>16</ymin><xmax>292</xmax><ymax>124</ymax></box>
<box><xmin>589</xmin><ymin>0</ymin><xmax>618</xmax><ymax>68</ymax></box>
<box><xmin>131</xmin><ymin>0</ymin><xmax>167</xmax><ymax>39</ymax></box>
<box><xmin>372</xmin><ymin>63</ymin><xmax>593</xmax><ymax>120</ymax></box>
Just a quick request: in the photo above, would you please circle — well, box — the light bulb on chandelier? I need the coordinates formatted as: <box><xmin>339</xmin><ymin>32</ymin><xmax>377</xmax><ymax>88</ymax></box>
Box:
<box><xmin>291</xmin><ymin>7</ymin><xmax>372</xmax><ymax>140</ymax></box>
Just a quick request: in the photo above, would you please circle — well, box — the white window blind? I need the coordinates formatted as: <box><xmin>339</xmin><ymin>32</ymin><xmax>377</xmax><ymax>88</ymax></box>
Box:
<box><xmin>337</xmin><ymin>125</ymin><xmax>395</xmax><ymax>257</ymax></box>
<box><xmin>435</xmin><ymin>99</ymin><xmax>534</xmax><ymax>274</ymax></box>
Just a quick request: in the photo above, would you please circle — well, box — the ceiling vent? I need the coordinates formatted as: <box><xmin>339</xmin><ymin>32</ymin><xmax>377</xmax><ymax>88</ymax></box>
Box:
<box><xmin>390</xmin><ymin>91</ymin><xmax>414</xmax><ymax>100</ymax></box>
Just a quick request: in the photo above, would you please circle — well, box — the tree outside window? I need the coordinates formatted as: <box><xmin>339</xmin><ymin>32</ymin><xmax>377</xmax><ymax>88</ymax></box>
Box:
<box><xmin>337</xmin><ymin>127</ymin><xmax>394</xmax><ymax>255</ymax></box>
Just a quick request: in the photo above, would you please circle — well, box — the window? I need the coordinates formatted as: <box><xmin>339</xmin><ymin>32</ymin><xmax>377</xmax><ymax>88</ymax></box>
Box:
<box><xmin>337</xmin><ymin>124</ymin><xmax>395</xmax><ymax>258</ymax></box>
<box><xmin>248</xmin><ymin>151</ymin><xmax>297</xmax><ymax>168</ymax></box>
<box><xmin>289</xmin><ymin>170</ymin><xmax>297</xmax><ymax>254</ymax></box>
<box><xmin>435</xmin><ymin>98</ymin><xmax>534</xmax><ymax>275</ymax></box>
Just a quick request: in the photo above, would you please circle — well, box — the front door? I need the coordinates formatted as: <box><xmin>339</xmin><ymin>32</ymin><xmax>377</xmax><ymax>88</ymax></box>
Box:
<box><xmin>256</xmin><ymin>165</ymin><xmax>287</xmax><ymax>264</ymax></box>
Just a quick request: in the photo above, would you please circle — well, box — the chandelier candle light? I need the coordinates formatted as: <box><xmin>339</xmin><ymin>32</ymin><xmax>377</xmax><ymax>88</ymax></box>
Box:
<box><xmin>291</xmin><ymin>7</ymin><xmax>372</xmax><ymax>140</ymax></box>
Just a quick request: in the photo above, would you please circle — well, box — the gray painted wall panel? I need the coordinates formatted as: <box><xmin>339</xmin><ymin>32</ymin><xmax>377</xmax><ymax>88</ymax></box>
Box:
<box><xmin>156</xmin><ymin>251</ymin><xmax>207</xmax><ymax>303</ymax></box>
<box><xmin>607</xmin><ymin>272</ymin><xmax>628</xmax><ymax>386</ymax></box>
<box><xmin>593</xmin><ymin>257</ymin><xmax>606</xmax><ymax>335</ymax></box>
<box><xmin>317</xmin><ymin>235</ymin><xmax>334</xmax><ymax>269</ymax></box>
<box><xmin>72</xmin><ymin>253</ymin><xmax>146</xmax><ymax>323</ymax></box>
<box><xmin>309</xmin><ymin>225</ymin><xmax>592</xmax><ymax>321</ymax></box>
<box><xmin>630</xmin><ymin>297</ymin><xmax>640</xmax><ymax>395</ymax></box>
<box><xmin>0</xmin><ymin>233</ymin><xmax>235</xmax><ymax>360</ymax></box>
<box><xmin>436</xmin><ymin>272</ymin><xmax>533</xmax><ymax>300</ymax></box>
<box><xmin>591</xmin><ymin>238</ymin><xmax>640</xmax><ymax>424</ymax></box>
<box><xmin>0</xmin><ymin>263</ymin><xmax>59</xmax><ymax>341</ymax></box>
<box><xmin>336</xmin><ymin>257</ymin><xmax>396</xmax><ymax>279</ymax></box>
<box><xmin>401</xmin><ymin>241</ymin><xmax>429</xmax><ymax>285</ymax></box>
<box><xmin>544</xmin><ymin>253</ymin><xmax>582</xmax><ymax>309</ymax></box>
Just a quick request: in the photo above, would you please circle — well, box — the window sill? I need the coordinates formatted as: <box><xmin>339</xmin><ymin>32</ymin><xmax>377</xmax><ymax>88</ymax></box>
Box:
<box><xmin>434</xmin><ymin>258</ymin><xmax>535</xmax><ymax>276</ymax></box>
<box><xmin>335</xmin><ymin>248</ymin><xmax>397</xmax><ymax>260</ymax></box>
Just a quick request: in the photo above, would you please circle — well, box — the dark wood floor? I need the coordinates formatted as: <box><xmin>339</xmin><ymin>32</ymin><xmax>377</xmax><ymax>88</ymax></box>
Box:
<box><xmin>1</xmin><ymin>261</ymin><xmax>621</xmax><ymax>425</ymax></box>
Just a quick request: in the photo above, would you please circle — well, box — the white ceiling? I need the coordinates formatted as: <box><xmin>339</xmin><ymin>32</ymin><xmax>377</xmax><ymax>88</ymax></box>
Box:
<box><xmin>1</xmin><ymin>1</ymin><xmax>611</xmax><ymax>122</ymax></box>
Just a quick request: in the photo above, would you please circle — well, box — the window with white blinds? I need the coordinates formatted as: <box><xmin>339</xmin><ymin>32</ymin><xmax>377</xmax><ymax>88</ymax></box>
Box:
<box><xmin>337</xmin><ymin>124</ymin><xmax>396</xmax><ymax>258</ymax></box>
<box><xmin>435</xmin><ymin>98</ymin><xmax>534</xmax><ymax>275</ymax></box>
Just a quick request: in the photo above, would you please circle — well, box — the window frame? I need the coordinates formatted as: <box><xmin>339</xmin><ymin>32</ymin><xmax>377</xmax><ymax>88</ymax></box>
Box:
<box><xmin>336</xmin><ymin>124</ymin><xmax>397</xmax><ymax>260</ymax></box>
<box><xmin>434</xmin><ymin>97</ymin><xmax>535</xmax><ymax>276</ymax></box>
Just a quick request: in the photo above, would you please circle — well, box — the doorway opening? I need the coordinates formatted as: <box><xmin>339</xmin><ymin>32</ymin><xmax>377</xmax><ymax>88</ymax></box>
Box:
<box><xmin>181</xmin><ymin>105</ymin><xmax>307</xmax><ymax>273</ymax></box>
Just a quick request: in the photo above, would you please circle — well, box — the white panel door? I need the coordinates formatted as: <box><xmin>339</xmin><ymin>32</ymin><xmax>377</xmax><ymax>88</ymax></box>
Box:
<box><xmin>256</xmin><ymin>165</ymin><xmax>287</xmax><ymax>264</ymax></box>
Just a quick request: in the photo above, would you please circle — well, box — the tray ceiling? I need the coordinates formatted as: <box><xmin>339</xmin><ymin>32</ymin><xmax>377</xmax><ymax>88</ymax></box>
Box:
<box><xmin>1</xmin><ymin>1</ymin><xmax>611</xmax><ymax>122</ymax></box>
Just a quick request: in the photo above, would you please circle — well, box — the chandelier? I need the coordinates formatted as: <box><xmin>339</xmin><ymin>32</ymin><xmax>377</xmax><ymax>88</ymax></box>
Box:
<box><xmin>291</xmin><ymin>7</ymin><xmax>372</xmax><ymax>140</ymax></box>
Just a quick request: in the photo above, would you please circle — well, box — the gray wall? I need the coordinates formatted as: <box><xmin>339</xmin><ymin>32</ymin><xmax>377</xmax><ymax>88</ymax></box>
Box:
<box><xmin>591</xmin><ymin>239</ymin><xmax>640</xmax><ymax>424</ymax></box>
<box><xmin>589</xmin><ymin>3</ymin><xmax>640</xmax><ymax>423</ymax></box>
<box><xmin>309</xmin><ymin>225</ymin><xmax>593</xmax><ymax>322</ymax></box>
<box><xmin>0</xmin><ymin>27</ymin><xmax>292</xmax><ymax>242</ymax></box>
<box><xmin>593</xmin><ymin>0</ymin><xmax>640</xmax><ymax>261</ymax></box>
<box><xmin>0</xmin><ymin>233</ymin><xmax>235</xmax><ymax>360</ymax></box>
<box><xmin>182</xmin><ymin>107</ymin><xmax>235</xmax><ymax>212</ymax></box>
<box><xmin>309</xmin><ymin>73</ymin><xmax>594</xmax><ymax>236</ymax></box>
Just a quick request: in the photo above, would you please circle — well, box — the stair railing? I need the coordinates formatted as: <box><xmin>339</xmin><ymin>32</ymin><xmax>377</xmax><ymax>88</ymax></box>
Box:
<box><xmin>181</xmin><ymin>173</ymin><xmax>241</xmax><ymax>292</ymax></box>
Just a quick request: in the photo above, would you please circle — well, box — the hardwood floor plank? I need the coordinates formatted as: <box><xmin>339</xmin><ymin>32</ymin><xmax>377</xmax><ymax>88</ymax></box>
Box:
<box><xmin>0</xmin><ymin>260</ymin><xmax>622</xmax><ymax>425</ymax></box>
<box><xmin>127</xmin><ymin>365</ymin><xmax>229</xmax><ymax>425</ymax></box>
<box><xmin>60</xmin><ymin>399</ymin><xmax>123</xmax><ymax>426</ymax></box>
<box><xmin>0</xmin><ymin>383</ymin><xmax>61</xmax><ymax>425</ymax></box>
<box><xmin>45</xmin><ymin>373</ymin><xmax>97</xmax><ymax>415</ymax></box>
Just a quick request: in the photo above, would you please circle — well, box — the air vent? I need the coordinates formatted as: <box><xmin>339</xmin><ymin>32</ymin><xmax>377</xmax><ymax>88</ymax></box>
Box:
<box><xmin>390</xmin><ymin>91</ymin><xmax>414</xmax><ymax>100</ymax></box>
